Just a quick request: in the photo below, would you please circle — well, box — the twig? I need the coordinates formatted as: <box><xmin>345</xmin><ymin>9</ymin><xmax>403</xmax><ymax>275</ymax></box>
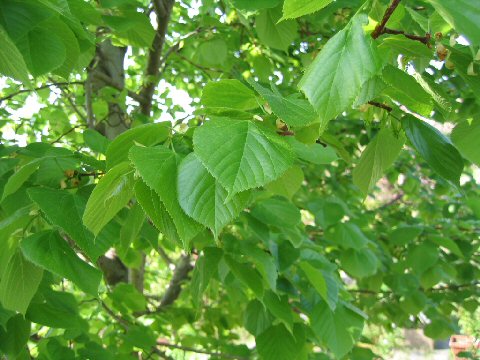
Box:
<box><xmin>50</xmin><ymin>125</ymin><xmax>85</xmax><ymax>144</ymax></box>
<box><xmin>0</xmin><ymin>81</ymin><xmax>84</xmax><ymax>104</ymax></box>
<box><xmin>139</xmin><ymin>0</ymin><xmax>176</xmax><ymax>115</ymax></box>
<box><xmin>101</xmin><ymin>301</ymin><xmax>130</xmax><ymax>329</ymax></box>
<box><xmin>368</xmin><ymin>101</ymin><xmax>393</xmax><ymax>112</ymax></box>
<box><xmin>371</xmin><ymin>0</ymin><xmax>401</xmax><ymax>39</ymax></box>
<box><xmin>383</xmin><ymin>28</ymin><xmax>431</xmax><ymax>46</ymax></box>
<box><xmin>85</xmin><ymin>70</ymin><xmax>95</xmax><ymax>129</ymax></box>
<box><xmin>156</xmin><ymin>340</ymin><xmax>249</xmax><ymax>360</ymax></box>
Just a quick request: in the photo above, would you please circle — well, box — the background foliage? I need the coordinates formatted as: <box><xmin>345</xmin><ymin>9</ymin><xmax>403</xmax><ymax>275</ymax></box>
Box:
<box><xmin>0</xmin><ymin>0</ymin><xmax>479</xmax><ymax>359</ymax></box>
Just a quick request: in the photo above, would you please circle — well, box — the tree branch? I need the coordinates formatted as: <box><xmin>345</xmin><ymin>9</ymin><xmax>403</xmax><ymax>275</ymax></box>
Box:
<box><xmin>371</xmin><ymin>0</ymin><xmax>401</xmax><ymax>39</ymax></box>
<box><xmin>159</xmin><ymin>254</ymin><xmax>192</xmax><ymax>308</ymax></box>
<box><xmin>139</xmin><ymin>0</ymin><xmax>176</xmax><ymax>115</ymax></box>
<box><xmin>156</xmin><ymin>340</ymin><xmax>249</xmax><ymax>360</ymax></box>
<box><xmin>137</xmin><ymin>254</ymin><xmax>193</xmax><ymax>316</ymax></box>
<box><xmin>0</xmin><ymin>81</ymin><xmax>83</xmax><ymax>104</ymax></box>
<box><xmin>382</xmin><ymin>28</ymin><xmax>431</xmax><ymax>46</ymax></box>
<box><xmin>368</xmin><ymin>101</ymin><xmax>393</xmax><ymax>112</ymax></box>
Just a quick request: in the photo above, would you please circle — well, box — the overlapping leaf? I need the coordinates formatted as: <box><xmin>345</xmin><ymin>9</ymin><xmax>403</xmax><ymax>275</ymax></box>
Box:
<box><xmin>177</xmin><ymin>153</ymin><xmax>250</xmax><ymax>237</ymax></box>
<box><xmin>299</xmin><ymin>14</ymin><xmax>382</xmax><ymax>122</ymax></box>
<box><xmin>193</xmin><ymin>119</ymin><xmax>294</xmax><ymax>196</ymax></box>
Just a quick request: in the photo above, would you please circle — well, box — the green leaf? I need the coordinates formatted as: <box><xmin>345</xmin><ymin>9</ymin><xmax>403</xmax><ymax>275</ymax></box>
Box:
<box><xmin>103</xmin><ymin>11</ymin><xmax>155</xmax><ymax>47</ymax></box>
<box><xmin>379</xmin><ymin>36</ymin><xmax>433</xmax><ymax>59</ymax></box>
<box><xmin>196</xmin><ymin>38</ymin><xmax>228</xmax><ymax>66</ymax></box>
<box><xmin>263</xmin><ymin>290</ymin><xmax>293</xmax><ymax>331</ymax></box>
<box><xmin>244</xmin><ymin>300</ymin><xmax>273</xmax><ymax>336</ymax></box>
<box><xmin>251</xmin><ymin>197</ymin><xmax>301</xmax><ymax>228</ymax></box>
<box><xmin>1</xmin><ymin>159</ymin><xmax>41</xmax><ymax>201</ymax></box>
<box><xmin>15</xmin><ymin>26</ymin><xmax>66</xmax><ymax>77</ymax></box>
<box><xmin>191</xmin><ymin>247</ymin><xmax>223</xmax><ymax>307</ymax></box>
<box><xmin>177</xmin><ymin>153</ymin><xmax>250</xmax><ymax>237</ymax></box>
<box><xmin>26</xmin><ymin>291</ymin><xmax>87</xmax><ymax>330</ymax></box>
<box><xmin>428</xmin><ymin>0</ymin><xmax>480</xmax><ymax>45</ymax></box>
<box><xmin>83</xmin><ymin>162</ymin><xmax>135</xmax><ymax>236</ymax></box>
<box><xmin>0</xmin><ymin>314</ymin><xmax>30</xmax><ymax>357</ymax></box>
<box><xmin>353</xmin><ymin>128</ymin><xmax>404</xmax><ymax>196</ymax></box>
<box><xmin>339</xmin><ymin>248</ymin><xmax>378</xmax><ymax>278</ymax></box>
<box><xmin>282</xmin><ymin>0</ymin><xmax>333</xmax><ymax>20</ymax></box>
<box><xmin>451</xmin><ymin>119</ymin><xmax>480</xmax><ymax>166</ymax></box>
<box><xmin>28</xmin><ymin>187</ymin><xmax>106</xmax><ymax>261</ymax></box>
<box><xmin>310</xmin><ymin>302</ymin><xmax>364</xmax><ymax>359</ymax></box>
<box><xmin>129</xmin><ymin>146</ymin><xmax>203</xmax><ymax>247</ymax></box>
<box><xmin>201</xmin><ymin>79</ymin><xmax>259</xmax><ymax>111</ymax></box>
<box><xmin>286</xmin><ymin>137</ymin><xmax>338</xmax><ymax>164</ymax></box>
<box><xmin>382</xmin><ymin>65</ymin><xmax>433</xmax><ymax>116</ymax></box>
<box><xmin>265</xmin><ymin>165</ymin><xmax>304</xmax><ymax>199</ymax></box>
<box><xmin>0</xmin><ymin>251</ymin><xmax>43</xmax><ymax>314</ymax></box>
<box><xmin>83</xmin><ymin>129</ymin><xmax>110</xmax><ymax>154</ymax></box>
<box><xmin>193</xmin><ymin>119</ymin><xmax>294</xmax><ymax>196</ymax></box>
<box><xmin>299</xmin><ymin>262</ymin><xmax>332</xmax><ymax>309</ymax></box>
<box><xmin>106</xmin><ymin>123</ymin><xmax>170</xmax><ymax>170</ymax></box>
<box><xmin>225</xmin><ymin>255</ymin><xmax>264</xmax><ymax>298</ymax></box>
<box><xmin>406</xmin><ymin>242</ymin><xmax>438</xmax><ymax>275</ymax></box>
<box><xmin>21</xmin><ymin>231</ymin><xmax>102</xmax><ymax>295</ymax></box>
<box><xmin>230</xmin><ymin>0</ymin><xmax>281</xmax><ymax>11</ymax></box>
<box><xmin>299</xmin><ymin>14</ymin><xmax>382</xmax><ymax>122</ymax></box>
<box><xmin>256</xmin><ymin>324</ymin><xmax>303</xmax><ymax>360</ymax></box>
<box><xmin>109</xmin><ymin>283</ymin><xmax>147</xmax><ymax>313</ymax></box>
<box><xmin>134</xmin><ymin>181</ymin><xmax>181</xmax><ymax>245</ymax></box>
<box><xmin>0</xmin><ymin>26</ymin><xmax>30</xmax><ymax>85</ymax></box>
<box><xmin>403</xmin><ymin>115</ymin><xmax>464</xmax><ymax>185</ymax></box>
<box><xmin>430</xmin><ymin>235</ymin><xmax>464</xmax><ymax>258</ymax></box>
<box><xmin>118</xmin><ymin>203</ymin><xmax>145</xmax><ymax>262</ymax></box>
<box><xmin>256</xmin><ymin>7</ymin><xmax>298</xmax><ymax>51</ymax></box>
<box><xmin>248</xmin><ymin>80</ymin><xmax>319</xmax><ymax>127</ymax></box>
<box><xmin>390</xmin><ymin>225</ymin><xmax>423</xmax><ymax>245</ymax></box>
<box><xmin>328</xmin><ymin>223</ymin><xmax>370</xmax><ymax>250</ymax></box>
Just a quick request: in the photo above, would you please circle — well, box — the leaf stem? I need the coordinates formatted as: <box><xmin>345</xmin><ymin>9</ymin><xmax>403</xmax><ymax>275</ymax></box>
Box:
<box><xmin>371</xmin><ymin>0</ymin><xmax>401</xmax><ymax>39</ymax></box>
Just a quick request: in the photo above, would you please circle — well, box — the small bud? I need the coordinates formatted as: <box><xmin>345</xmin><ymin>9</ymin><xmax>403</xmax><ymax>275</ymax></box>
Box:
<box><xmin>64</xmin><ymin>169</ymin><xmax>75</xmax><ymax>178</ymax></box>
<box><xmin>434</xmin><ymin>32</ymin><xmax>443</xmax><ymax>41</ymax></box>
<box><xmin>436</xmin><ymin>44</ymin><xmax>448</xmax><ymax>61</ymax></box>
<box><xmin>467</xmin><ymin>62</ymin><xmax>477</xmax><ymax>76</ymax></box>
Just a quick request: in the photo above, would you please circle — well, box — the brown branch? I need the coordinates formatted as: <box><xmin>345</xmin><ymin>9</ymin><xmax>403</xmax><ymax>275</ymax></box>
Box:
<box><xmin>371</xmin><ymin>0</ymin><xmax>401</xmax><ymax>39</ymax></box>
<box><xmin>383</xmin><ymin>28</ymin><xmax>431</xmax><ymax>46</ymax></box>
<box><xmin>159</xmin><ymin>254</ymin><xmax>192</xmax><ymax>308</ymax></box>
<box><xmin>0</xmin><ymin>81</ymin><xmax>84</xmax><ymax>104</ymax></box>
<box><xmin>156</xmin><ymin>340</ymin><xmax>249</xmax><ymax>360</ymax></box>
<box><xmin>139</xmin><ymin>0</ymin><xmax>176</xmax><ymax>115</ymax></box>
<box><xmin>368</xmin><ymin>101</ymin><xmax>393</xmax><ymax>112</ymax></box>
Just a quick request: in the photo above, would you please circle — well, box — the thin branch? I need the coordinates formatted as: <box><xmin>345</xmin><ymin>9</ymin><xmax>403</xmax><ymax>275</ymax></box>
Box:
<box><xmin>0</xmin><ymin>81</ymin><xmax>84</xmax><ymax>104</ymax></box>
<box><xmin>85</xmin><ymin>70</ymin><xmax>95</xmax><ymax>129</ymax></box>
<box><xmin>383</xmin><ymin>28</ymin><xmax>431</xmax><ymax>46</ymax></box>
<box><xmin>50</xmin><ymin>125</ymin><xmax>85</xmax><ymax>144</ymax></box>
<box><xmin>371</xmin><ymin>0</ymin><xmax>401</xmax><ymax>39</ymax></box>
<box><xmin>101</xmin><ymin>301</ymin><xmax>130</xmax><ymax>329</ymax></box>
<box><xmin>139</xmin><ymin>0</ymin><xmax>176</xmax><ymax>115</ymax></box>
<box><xmin>156</xmin><ymin>340</ymin><xmax>249</xmax><ymax>360</ymax></box>
<box><xmin>368</xmin><ymin>101</ymin><xmax>393</xmax><ymax>112</ymax></box>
